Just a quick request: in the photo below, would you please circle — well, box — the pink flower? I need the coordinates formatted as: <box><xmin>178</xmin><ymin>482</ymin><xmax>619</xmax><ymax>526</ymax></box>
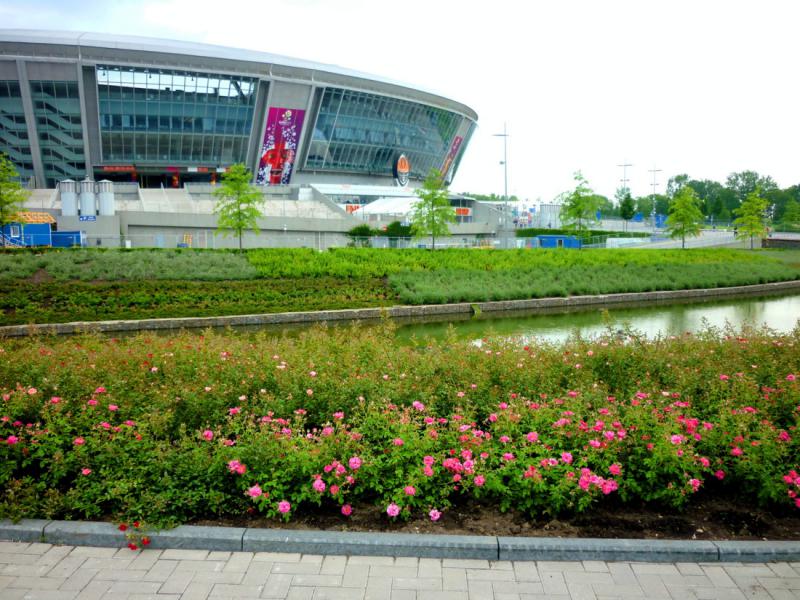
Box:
<box><xmin>312</xmin><ymin>478</ymin><xmax>326</xmax><ymax>493</ymax></box>
<box><xmin>228</xmin><ymin>407</ymin><xmax>241</xmax><ymax>416</ymax></box>
<box><xmin>227</xmin><ymin>460</ymin><xmax>246</xmax><ymax>475</ymax></box>
<box><xmin>715</xmin><ymin>470</ymin><xmax>726</xmax><ymax>480</ymax></box>
<box><xmin>609</xmin><ymin>464</ymin><xmax>621</xmax><ymax>476</ymax></box>
<box><xmin>6</xmin><ymin>435</ymin><xmax>18</xmax><ymax>445</ymax></box>
<box><xmin>689</xmin><ymin>478</ymin><xmax>701</xmax><ymax>492</ymax></box>
<box><xmin>488</xmin><ymin>413</ymin><xmax>498</xmax><ymax>422</ymax></box>
<box><xmin>202</xmin><ymin>430</ymin><xmax>214</xmax><ymax>441</ymax></box>
<box><xmin>108</xmin><ymin>404</ymin><xmax>118</xmax><ymax>412</ymax></box>
<box><xmin>329</xmin><ymin>484</ymin><xmax>340</xmax><ymax>495</ymax></box>
<box><xmin>309</xmin><ymin>371</ymin><xmax>317</xmax><ymax>377</ymax></box>
<box><xmin>474</xmin><ymin>475</ymin><xmax>485</xmax><ymax>487</ymax></box>
<box><xmin>81</xmin><ymin>468</ymin><xmax>92</xmax><ymax>475</ymax></box>
<box><xmin>502</xmin><ymin>453</ymin><xmax>515</xmax><ymax>462</ymax></box>
<box><xmin>150</xmin><ymin>367</ymin><xmax>158</xmax><ymax>373</ymax></box>
<box><xmin>27</xmin><ymin>388</ymin><xmax>37</xmax><ymax>395</ymax></box>
<box><xmin>670</xmin><ymin>434</ymin><xmax>684</xmax><ymax>445</ymax></box>
<box><xmin>341</xmin><ymin>504</ymin><xmax>352</xmax><ymax>516</ymax></box>
<box><xmin>429</xmin><ymin>509</ymin><xmax>441</xmax><ymax>522</ymax></box>
<box><xmin>526</xmin><ymin>431</ymin><xmax>539</xmax><ymax>443</ymax></box>
<box><xmin>561</xmin><ymin>452</ymin><xmax>573</xmax><ymax>464</ymax></box>
<box><xmin>412</xmin><ymin>401</ymin><xmax>425</xmax><ymax>411</ymax></box>
<box><xmin>247</xmin><ymin>485</ymin><xmax>263</xmax><ymax>498</ymax></box>
<box><xmin>731</xmin><ymin>447</ymin><xmax>743</xmax><ymax>457</ymax></box>
<box><xmin>348</xmin><ymin>456</ymin><xmax>362</xmax><ymax>470</ymax></box>
<box><xmin>87</xmin><ymin>399</ymin><xmax>98</xmax><ymax>406</ymax></box>
<box><xmin>500</xmin><ymin>435</ymin><xmax>511</xmax><ymax>443</ymax></box>
<box><xmin>50</xmin><ymin>397</ymin><xmax>61</xmax><ymax>404</ymax></box>
<box><xmin>787</xmin><ymin>374</ymin><xmax>797</xmax><ymax>382</ymax></box>
<box><xmin>94</xmin><ymin>387</ymin><xmax>106</xmax><ymax>394</ymax></box>
<box><xmin>393</xmin><ymin>438</ymin><xmax>404</xmax><ymax>446</ymax></box>
<box><xmin>719</xmin><ymin>374</ymin><xmax>729</xmax><ymax>381</ymax></box>
<box><xmin>333</xmin><ymin>411</ymin><xmax>344</xmax><ymax>420</ymax></box>
<box><xmin>403</xmin><ymin>486</ymin><xmax>416</xmax><ymax>496</ymax></box>
<box><xmin>386</xmin><ymin>503</ymin><xmax>400</xmax><ymax>518</ymax></box>
<box><xmin>422</xmin><ymin>455</ymin><xmax>435</xmax><ymax>466</ymax></box>
<box><xmin>306</xmin><ymin>389</ymin><xmax>314</xmax><ymax>396</ymax></box>
<box><xmin>278</xmin><ymin>501</ymin><xmax>291</xmax><ymax>514</ymax></box>
<box><xmin>73</xmin><ymin>437</ymin><xmax>85</xmax><ymax>446</ymax></box>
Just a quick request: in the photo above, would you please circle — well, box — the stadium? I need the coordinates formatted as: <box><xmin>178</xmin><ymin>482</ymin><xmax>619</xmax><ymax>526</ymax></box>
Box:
<box><xmin>0</xmin><ymin>30</ymin><xmax>503</xmax><ymax>248</ymax></box>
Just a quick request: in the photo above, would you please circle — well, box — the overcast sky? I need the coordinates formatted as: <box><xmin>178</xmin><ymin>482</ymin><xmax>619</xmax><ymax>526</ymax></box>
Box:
<box><xmin>3</xmin><ymin>0</ymin><xmax>799</xmax><ymax>202</ymax></box>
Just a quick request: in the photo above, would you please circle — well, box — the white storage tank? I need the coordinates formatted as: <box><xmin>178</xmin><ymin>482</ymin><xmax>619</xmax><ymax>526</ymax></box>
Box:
<box><xmin>59</xmin><ymin>179</ymin><xmax>77</xmax><ymax>216</ymax></box>
<box><xmin>97</xmin><ymin>180</ymin><xmax>115</xmax><ymax>216</ymax></box>
<box><xmin>79</xmin><ymin>177</ymin><xmax>96</xmax><ymax>217</ymax></box>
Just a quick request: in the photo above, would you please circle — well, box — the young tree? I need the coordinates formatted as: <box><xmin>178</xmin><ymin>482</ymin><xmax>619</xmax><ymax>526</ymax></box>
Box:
<box><xmin>410</xmin><ymin>168</ymin><xmax>454</xmax><ymax>250</ymax></box>
<box><xmin>212</xmin><ymin>164</ymin><xmax>264</xmax><ymax>252</ymax></box>
<box><xmin>0</xmin><ymin>153</ymin><xmax>29</xmax><ymax>248</ymax></box>
<box><xmin>733</xmin><ymin>188</ymin><xmax>769</xmax><ymax>249</ymax></box>
<box><xmin>619</xmin><ymin>192</ymin><xmax>635</xmax><ymax>232</ymax></box>
<box><xmin>781</xmin><ymin>199</ymin><xmax>800</xmax><ymax>230</ymax></box>
<box><xmin>559</xmin><ymin>171</ymin><xmax>600</xmax><ymax>233</ymax></box>
<box><xmin>666</xmin><ymin>186</ymin><xmax>704</xmax><ymax>249</ymax></box>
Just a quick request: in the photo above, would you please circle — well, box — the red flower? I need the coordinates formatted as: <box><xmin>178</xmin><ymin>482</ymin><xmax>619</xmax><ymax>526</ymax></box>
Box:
<box><xmin>132</xmin><ymin>521</ymin><xmax>140</xmax><ymax>528</ymax></box>
<box><xmin>127</xmin><ymin>542</ymin><xmax>138</xmax><ymax>551</ymax></box>
<box><xmin>141</xmin><ymin>537</ymin><xmax>151</xmax><ymax>546</ymax></box>
<box><xmin>118</xmin><ymin>524</ymin><xmax>128</xmax><ymax>532</ymax></box>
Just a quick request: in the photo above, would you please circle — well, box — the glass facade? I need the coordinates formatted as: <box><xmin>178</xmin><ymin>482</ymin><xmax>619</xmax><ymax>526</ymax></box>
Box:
<box><xmin>30</xmin><ymin>80</ymin><xmax>85</xmax><ymax>187</ymax></box>
<box><xmin>0</xmin><ymin>81</ymin><xmax>34</xmax><ymax>183</ymax></box>
<box><xmin>96</xmin><ymin>65</ymin><xmax>257</xmax><ymax>165</ymax></box>
<box><xmin>306</xmin><ymin>88</ymin><xmax>464</xmax><ymax>180</ymax></box>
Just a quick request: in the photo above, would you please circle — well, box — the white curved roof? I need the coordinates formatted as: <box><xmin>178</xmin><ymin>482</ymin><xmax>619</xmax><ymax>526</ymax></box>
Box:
<box><xmin>0</xmin><ymin>29</ymin><xmax>478</xmax><ymax>120</ymax></box>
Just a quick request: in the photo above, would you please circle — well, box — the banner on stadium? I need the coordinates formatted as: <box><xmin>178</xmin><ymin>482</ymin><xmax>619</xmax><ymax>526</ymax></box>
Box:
<box><xmin>440</xmin><ymin>135</ymin><xmax>463</xmax><ymax>179</ymax></box>
<box><xmin>256</xmin><ymin>108</ymin><xmax>306</xmax><ymax>185</ymax></box>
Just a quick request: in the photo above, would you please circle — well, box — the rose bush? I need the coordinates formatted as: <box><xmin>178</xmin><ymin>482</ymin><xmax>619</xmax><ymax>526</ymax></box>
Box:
<box><xmin>0</xmin><ymin>322</ymin><xmax>798</xmax><ymax>527</ymax></box>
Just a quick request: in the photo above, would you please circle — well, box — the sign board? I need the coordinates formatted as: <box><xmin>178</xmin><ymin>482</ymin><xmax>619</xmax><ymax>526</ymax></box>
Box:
<box><xmin>256</xmin><ymin>108</ymin><xmax>306</xmax><ymax>185</ymax></box>
<box><xmin>393</xmin><ymin>154</ymin><xmax>410</xmax><ymax>187</ymax></box>
<box><xmin>102</xmin><ymin>165</ymin><xmax>135</xmax><ymax>173</ymax></box>
<box><xmin>454</xmin><ymin>207</ymin><xmax>472</xmax><ymax>217</ymax></box>
<box><xmin>79</xmin><ymin>216</ymin><xmax>96</xmax><ymax>222</ymax></box>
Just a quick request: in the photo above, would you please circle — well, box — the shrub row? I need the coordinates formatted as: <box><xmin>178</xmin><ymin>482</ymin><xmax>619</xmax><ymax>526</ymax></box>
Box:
<box><xmin>1</xmin><ymin>323</ymin><xmax>798</xmax><ymax>527</ymax></box>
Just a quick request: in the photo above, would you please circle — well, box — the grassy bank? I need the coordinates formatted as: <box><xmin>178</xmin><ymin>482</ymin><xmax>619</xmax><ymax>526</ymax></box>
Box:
<box><xmin>0</xmin><ymin>248</ymin><xmax>798</xmax><ymax>325</ymax></box>
<box><xmin>1</xmin><ymin>324</ymin><xmax>798</xmax><ymax>527</ymax></box>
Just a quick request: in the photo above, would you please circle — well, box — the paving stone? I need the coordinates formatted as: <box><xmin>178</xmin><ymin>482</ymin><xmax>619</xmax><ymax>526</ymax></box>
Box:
<box><xmin>767</xmin><ymin>563</ymin><xmax>800</xmax><ymax>578</ymax></box>
<box><xmin>0</xmin><ymin>552</ymin><xmax>42</xmax><ymax>565</ymax></box>
<box><xmin>93</xmin><ymin>568</ymin><xmax>147</xmax><ymax>581</ymax></box>
<box><xmin>582</xmin><ymin>561</ymin><xmax>609</xmax><ymax>573</ymax></box>
<box><xmin>566</xmin><ymin>582</ymin><xmax>598</xmax><ymax>600</ymax></box>
<box><xmin>81</xmin><ymin>557</ymin><xmax>133</xmax><ymax>571</ymax></box>
<box><xmin>563</xmin><ymin>571</ymin><xmax>614</xmax><ymax>585</ymax></box>
<box><xmin>348</xmin><ymin>558</ymin><xmax>394</xmax><ymax>567</ymax></box>
<box><xmin>159</xmin><ymin>571</ymin><xmax>195</xmax><ymax>594</ymax></box>
<box><xmin>261</xmin><ymin>573</ymin><xmax>292</xmax><ymax>598</ymax></box>
<box><xmin>312</xmin><ymin>588</ymin><xmax>365</xmax><ymax>600</ymax></box>
<box><xmin>367</xmin><ymin>566</ymin><xmax>417</xmax><ymax>579</ymax></box>
<box><xmin>254</xmin><ymin>553</ymin><xmax>301</xmax><ymax>563</ymax></box>
<box><xmin>291</xmin><ymin>575</ymin><xmax>343</xmax><ymax>587</ymax></box>
<box><xmin>0</xmin><ymin>542</ymin><xmax>29</xmax><ymax>553</ymax></box>
<box><xmin>464</xmin><ymin>568</ymin><xmax>515</xmax><ymax>582</ymax></box>
<box><xmin>59</xmin><ymin>568</ymin><xmax>99</xmax><ymax>592</ymax></box>
<box><xmin>511</xmin><ymin>563</ymin><xmax>539</xmax><ymax>582</ymax></box>
<box><xmin>108</xmin><ymin>581</ymin><xmax>161</xmax><ymax>595</ymax></box>
<box><xmin>271</xmin><ymin>562</ymin><xmax>321</xmax><ymax>575</ymax></box>
<box><xmin>607</xmin><ymin>563</ymin><xmax>638</xmax><ymax>586</ymax></box>
<box><xmin>287</xmin><ymin>587</ymin><xmax>315</xmax><ymax>600</ymax></box>
<box><xmin>441</xmin><ymin>561</ymin><xmax>490</xmax><ymax>570</ymax></box>
<box><xmin>68</xmin><ymin>548</ymin><xmax>118</xmax><ymax>558</ymax></box>
<box><xmin>418</xmin><ymin>559</ymin><xmax>442</xmax><ymax>579</ymax></box>
<box><xmin>320</xmin><ymin>556</ymin><xmax>347</xmax><ymax>576</ymax></box>
<box><xmin>630</xmin><ymin>564</ymin><xmax>680</xmax><ymax>576</ymax></box>
<box><xmin>631</xmin><ymin>574</ymin><xmax>670</xmax><ymax>599</ymax></box>
<box><xmin>675</xmin><ymin>563</ymin><xmax>705</xmax><ymax>576</ymax></box>
<box><xmin>394</xmin><ymin>559</ymin><xmax>419</xmax><ymax>568</ymax></box>
<box><xmin>341</xmin><ymin>565</ymin><xmax>369</xmax><ymax>589</ymax></box>
<box><xmin>492</xmin><ymin>581</ymin><xmax>544</xmax><ymax>595</ymax></box>
<box><xmin>301</xmin><ymin>555</ymin><xmax>325</xmax><ymax>565</ymax></box>
<box><xmin>441</xmin><ymin>569</ymin><xmax>467</xmax><ymax>592</ymax></box>
<box><xmin>9</xmin><ymin>575</ymin><xmax>66</xmax><ymax>590</ymax></box>
<box><xmin>181</xmin><ymin>582</ymin><xmax>214</xmax><ymax>600</ymax></box>
<box><xmin>465</xmin><ymin>580</ymin><xmax>492</xmax><ymax>600</ymax></box>
<box><xmin>208</xmin><ymin>582</ymin><xmax>264</xmax><ymax>597</ymax></box>
<box><xmin>392</xmin><ymin>578</ymin><xmax>442</xmax><ymax>591</ymax></box>
<box><xmin>26</xmin><ymin>544</ymin><xmax>56</xmax><ymax>555</ymax></box>
<box><xmin>161</xmin><ymin>550</ymin><xmax>210</xmax><ymax>561</ymax></box>
<box><xmin>209</xmin><ymin>552</ymin><xmax>233</xmax><ymax>562</ymax></box>
<box><xmin>74</xmin><ymin>580</ymin><xmax>112</xmax><ymax>600</ymax></box>
<box><xmin>10</xmin><ymin>591</ymin><xmax>79</xmax><ymax>600</ymax></box>
<box><xmin>700</xmin><ymin>565</ymin><xmax>736</xmax><ymax>588</ymax></box>
<box><xmin>176</xmin><ymin>560</ymin><xmax>226</xmax><ymax>572</ymax></box>
<box><xmin>417</xmin><ymin>592</ymin><xmax>468</xmax><ymax>600</ymax></box>
<box><xmin>540</xmin><ymin>572</ymin><xmax>568</xmax><ymax>596</ymax></box>
<box><xmin>2</xmin><ymin>563</ymin><xmax>54</xmax><ymax>577</ymax></box>
<box><xmin>224</xmin><ymin>553</ymin><xmax>254</xmax><ymax>573</ymax></box>
<box><xmin>240</xmin><ymin>563</ymin><xmax>272</xmax><ymax>587</ymax></box>
<box><xmin>591</xmin><ymin>583</ymin><xmax>645</xmax><ymax>597</ymax></box>
<box><xmin>142</xmin><ymin>559</ymin><xmax>177</xmax><ymax>582</ymax></box>
<box><xmin>129</xmin><ymin>595</ymin><xmax>181</xmax><ymax>600</ymax></box>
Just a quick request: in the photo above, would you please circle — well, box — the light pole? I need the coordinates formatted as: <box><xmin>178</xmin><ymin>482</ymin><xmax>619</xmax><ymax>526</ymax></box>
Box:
<box><xmin>493</xmin><ymin>123</ymin><xmax>509</xmax><ymax>248</ymax></box>
<box><xmin>648</xmin><ymin>166</ymin><xmax>662</xmax><ymax>231</ymax></box>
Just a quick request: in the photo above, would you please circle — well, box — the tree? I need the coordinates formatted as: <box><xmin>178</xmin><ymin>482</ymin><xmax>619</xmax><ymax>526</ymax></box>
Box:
<box><xmin>725</xmin><ymin>171</ymin><xmax>777</xmax><ymax>206</ymax></box>
<box><xmin>666</xmin><ymin>173</ymin><xmax>689</xmax><ymax>199</ymax></box>
<box><xmin>212</xmin><ymin>164</ymin><xmax>264</xmax><ymax>252</ymax></box>
<box><xmin>0</xmin><ymin>153</ymin><xmax>29</xmax><ymax>248</ymax></box>
<box><xmin>666</xmin><ymin>186</ymin><xmax>704</xmax><ymax>249</ymax></box>
<box><xmin>733</xmin><ymin>188</ymin><xmax>769</xmax><ymax>249</ymax></box>
<box><xmin>619</xmin><ymin>193</ymin><xmax>635</xmax><ymax>231</ymax></box>
<box><xmin>782</xmin><ymin>199</ymin><xmax>800</xmax><ymax>230</ymax></box>
<box><xmin>559</xmin><ymin>171</ymin><xmax>601</xmax><ymax>233</ymax></box>
<box><xmin>410</xmin><ymin>169</ymin><xmax>454</xmax><ymax>250</ymax></box>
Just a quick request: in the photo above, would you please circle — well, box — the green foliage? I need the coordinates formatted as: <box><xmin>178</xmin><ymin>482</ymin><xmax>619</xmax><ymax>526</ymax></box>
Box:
<box><xmin>0</xmin><ymin>153</ymin><xmax>29</xmax><ymax>246</ymax></box>
<box><xmin>0</xmin><ymin>324</ymin><xmax>798</xmax><ymax>526</ymax></box>
<box><xmin>782</xmin><ymin>200</ymin><xmax>800</xmax><ymax>230</ymax></box>
<box><xmin>619</xmin><ymin>194</ymin><xmax>636</xmax><ymax>224</ymax></box>
<box><xmin>213</xmin><ymin>164</ymin><xmax>264</xmax><ymax>251</ymax></box>
<box><xmin>559</xmin><ymin>172</ymin><xmax>601</xmax><ymax>232</ymax></box>
<box><xmin>734</xmin><ymin>189</ymin><xmax>769</xmax><ymax>249</ymax></box>
<box><xmin>667</xmin><ymin>186</ymin><xmax>704</xmax><ymax>248</ymax></box>
<box><xmin>0</xmin><ymin>249</ymin><xmax>258</xmax><ymax>281</ymax></box>
<box><xmin>383</xmin><ymin>220</ymin><xmax>412</xmax><ymax>238</ymax></box>
<box><xmin>410</xmin><ymin>169</ymin><xmax>455</xmax><ymax>249</ymax></box>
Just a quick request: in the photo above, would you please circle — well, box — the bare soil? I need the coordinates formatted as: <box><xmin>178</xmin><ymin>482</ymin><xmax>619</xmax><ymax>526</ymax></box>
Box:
<box><xmin>193</xmin><ymin>496</ymin><xmax>800</xmax><ymax>541</ymax></box>
<box><xmin>28</xmin><ymin>268</ymin><xmax>53</xmax><ymax>284</ymax></box>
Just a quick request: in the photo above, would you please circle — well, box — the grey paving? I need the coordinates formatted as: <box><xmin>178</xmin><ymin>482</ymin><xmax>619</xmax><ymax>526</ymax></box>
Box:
<box><xmin>2</xmin><ymin>543</ymin><xmax>800</xmax><ymax>600</ymax></box>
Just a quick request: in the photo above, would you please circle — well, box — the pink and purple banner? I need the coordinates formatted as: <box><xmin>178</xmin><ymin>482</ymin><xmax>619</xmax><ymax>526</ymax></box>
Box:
<box><xmin>256</xmin><ymin>107</ymin><xmax>306</xmax><ymax>185</ymax></box>
<box><xmin>440</xmin><ymin>135</ymin><xmax>463</xmax><ymax>180</ymax></box>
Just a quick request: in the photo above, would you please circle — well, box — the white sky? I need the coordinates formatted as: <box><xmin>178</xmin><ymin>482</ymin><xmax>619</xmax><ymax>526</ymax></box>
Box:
<box><xmin>3</xmin><ymin>0</ymin><xmax>799</xmax><ymax>201</ymax></box>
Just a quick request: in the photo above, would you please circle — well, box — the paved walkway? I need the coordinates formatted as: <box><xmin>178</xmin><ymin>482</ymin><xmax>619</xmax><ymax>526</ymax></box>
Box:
<box><xmin>1</xmin><ymin>541</ymin><xmax>799</xmax><ymax>600</ymax></box>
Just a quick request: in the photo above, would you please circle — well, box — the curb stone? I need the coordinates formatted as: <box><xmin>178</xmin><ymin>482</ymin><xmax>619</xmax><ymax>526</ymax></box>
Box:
<box><xmin>242</xmin><ymin>529</ymin><xmax>496</xmax><ymax>559</ymax></box>
<box><xmin>3</xmin><ymin>520</ymin><xmax>800</xmax><ymax>562</ymax></box>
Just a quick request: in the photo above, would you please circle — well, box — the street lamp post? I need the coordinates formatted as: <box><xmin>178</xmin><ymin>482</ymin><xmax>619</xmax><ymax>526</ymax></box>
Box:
<box><xmin>648</xmin><ymin>166</ymin><xmax>662</xmax><ymax>232</ymax></box>
<box><xmin>493</xmin><ymin>124</ymin><xmax>510</xmax><ymax>248</ymax></box>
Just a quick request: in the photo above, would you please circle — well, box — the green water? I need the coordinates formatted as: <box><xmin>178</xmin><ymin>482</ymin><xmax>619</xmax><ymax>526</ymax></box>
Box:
<box><xmin>389</xmin><ymin>292</ymin><xmax>800</xmax><ymax>345</ymax></box>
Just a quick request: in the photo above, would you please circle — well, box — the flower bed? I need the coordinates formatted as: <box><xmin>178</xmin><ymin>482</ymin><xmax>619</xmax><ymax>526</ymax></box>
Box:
<box><xmin>0</xmin><ymin>323</ymin><xmax>798</xmax><ymax>529</ymax></box>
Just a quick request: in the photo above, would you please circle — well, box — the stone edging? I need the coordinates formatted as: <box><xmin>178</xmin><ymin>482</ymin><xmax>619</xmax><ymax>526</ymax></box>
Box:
<box><xmin>1</xmin><ymin>280</ymin><xmax>799</xmax><ymax>337</ymax></box>
<box><xmin>1</xmin><ymin>520</ymin><xmax>799</xmax><ymax>562</ymax></box>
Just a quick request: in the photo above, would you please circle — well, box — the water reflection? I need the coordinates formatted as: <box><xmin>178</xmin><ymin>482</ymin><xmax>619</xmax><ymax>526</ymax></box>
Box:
<box><xmin>392</xmin><ymin>293</ymin><xmax>800</xmax><ymax>345</ymax></box>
